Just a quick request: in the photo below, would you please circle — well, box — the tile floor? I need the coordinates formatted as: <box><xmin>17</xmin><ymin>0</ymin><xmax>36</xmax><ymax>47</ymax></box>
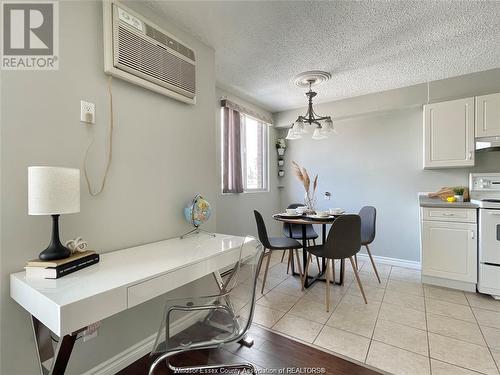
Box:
<box><xmin>253</xmin><ymin>251</ymin><xmax>500</xmax><ymax>375</ymax></box>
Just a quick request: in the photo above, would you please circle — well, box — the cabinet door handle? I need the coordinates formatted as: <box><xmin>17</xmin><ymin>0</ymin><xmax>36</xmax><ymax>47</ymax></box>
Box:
<box><xmin>442</xmin><ymin>213</ymin><xmax>455</xmax><ymax>216</ymax></box>
<box><xmin>471</xmin><ymin>230</ymin><xmax>475</xmax><ymax>239</ymax></box>
<box><xmin>468</xmin><ymin>151</ymin><xmax>473</xmax><ymax>160</ymax></box>
<box><xmin>488</xmin><ymin>211</ymin><xmax>500</xmax><ymax>216</ymax></box>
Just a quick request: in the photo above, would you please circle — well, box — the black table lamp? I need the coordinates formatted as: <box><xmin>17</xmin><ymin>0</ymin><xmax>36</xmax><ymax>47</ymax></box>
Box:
<box><xmin>28</xmin><ymin>166</ymin><xmax>80</xmax><ymax>261</ymax></box>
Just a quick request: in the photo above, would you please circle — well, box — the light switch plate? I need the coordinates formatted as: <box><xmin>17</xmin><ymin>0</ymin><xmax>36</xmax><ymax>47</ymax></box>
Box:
<box><xmin>80</xmin><ymin>100</ymin><xmax>95</xmax><ymax>124</ymax></box>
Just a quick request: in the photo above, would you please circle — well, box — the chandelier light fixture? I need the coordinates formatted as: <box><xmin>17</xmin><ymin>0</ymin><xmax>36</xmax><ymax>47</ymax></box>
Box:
<box><xmin>286</xmin><ymin>71</ymin><xmax>336</xmax><ymax>140</ymax></box>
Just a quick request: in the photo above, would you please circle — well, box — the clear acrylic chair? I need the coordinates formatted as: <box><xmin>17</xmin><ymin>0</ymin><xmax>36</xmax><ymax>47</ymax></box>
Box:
<box><xmin>149</xmin><ymin>237</ymin><xmax>264</xmax><ymax>375</ymax></box>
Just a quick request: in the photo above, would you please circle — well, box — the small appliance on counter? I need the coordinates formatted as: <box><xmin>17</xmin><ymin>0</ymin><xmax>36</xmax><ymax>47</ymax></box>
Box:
<box><xmin>470</xmin><ymin>173</ymin><xmax>500</xmax><ymax>299</ymax></box>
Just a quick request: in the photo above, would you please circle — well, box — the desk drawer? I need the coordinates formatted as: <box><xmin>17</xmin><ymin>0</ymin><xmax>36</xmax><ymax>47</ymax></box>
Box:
<box><xmin>127</xmin><ymin>250</ymin><xmax>238</xmax><ymax>308</ymax></box>
<box><xmin>421</xmin><ymin>207</ymin><xmax>476</xmax><ymax>223</ymax></box>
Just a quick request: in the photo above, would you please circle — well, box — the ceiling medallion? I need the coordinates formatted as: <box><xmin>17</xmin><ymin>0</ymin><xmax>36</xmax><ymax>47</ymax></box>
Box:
<box><xmin>286</xmin><ymin>71</ymin><xmax>336</xmax><ymax>140</ymax></box>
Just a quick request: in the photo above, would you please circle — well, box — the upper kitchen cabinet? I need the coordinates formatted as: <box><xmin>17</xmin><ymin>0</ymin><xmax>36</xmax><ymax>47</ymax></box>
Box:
<box><xmin>476</xmin><ymin>93</ymin><xmax>500</xmax><ymax>138</ymax></box>
<box><xmin>423</xmin><ymin>97</ymin><xmax>475</xmax><ymax>169</ymax></box>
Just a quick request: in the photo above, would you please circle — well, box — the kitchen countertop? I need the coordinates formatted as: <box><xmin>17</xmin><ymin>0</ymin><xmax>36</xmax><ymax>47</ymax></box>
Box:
<box><xmin>419</xmin><ymin>195</ymin><xmax>479</xmax><ymax>208</ymax></box>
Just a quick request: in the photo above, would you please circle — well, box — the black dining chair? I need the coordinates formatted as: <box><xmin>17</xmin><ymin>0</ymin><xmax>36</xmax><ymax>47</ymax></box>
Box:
<box><xmin>282</xmin><ymin>203</ymin><xmax>319</xmax><ymax>242</ymax></box>
<box><xmin>254</xmin><ymin>210</ymin><xmax>305</xmax><ymax>293</ymax></box>
<box><xmin>304</xmin><ymin>214</ymin><xmax>367</xmax><ymax>311</ymax></box>
<box><xmin>355</xmin><ymin>206</ymin><xmax>380</xmax><ymax>283</ymax></box>
<box><xmin>281</xmin><ymin>203</ymin><xmax>321</xmax><ymax>273</ymax></box>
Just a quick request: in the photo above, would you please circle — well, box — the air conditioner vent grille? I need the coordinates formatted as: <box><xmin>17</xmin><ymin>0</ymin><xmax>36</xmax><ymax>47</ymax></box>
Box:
<box><xmin>117</xmin><ymin>26</ymin><xmax>195</xmax><ymax>95</ymax></box>
<box><xmin>144</xmin><ymin>24</ymin><xmax>195</xmax><ymax>61</ymax></box>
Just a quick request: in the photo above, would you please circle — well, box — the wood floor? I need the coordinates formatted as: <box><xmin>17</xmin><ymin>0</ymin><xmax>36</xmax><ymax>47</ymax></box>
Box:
<box><xmin>118</xmin><ymin>324</ymin><xmax>379</xmax><ymax>375</ymax></box>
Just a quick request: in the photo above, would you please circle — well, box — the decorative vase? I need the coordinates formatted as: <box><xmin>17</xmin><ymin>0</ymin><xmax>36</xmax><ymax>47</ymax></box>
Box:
<box><xmin>304</xmin><ymin>192</ymin><xmax>316</xmax><ymax>212</ymax></box>
<box><xmin>277</xmin><ymin>148</ymin><xmax>285</xmax><ymax>156</ymax></box>
<box><xmin>278</xmin><ymin>170</ymin><xmax>285</xmax><ymax>177</ymax></box>
<box><xmin>455</xmin><ymin>195</ymin><xmax>464</xmax><ymax>202</ymax></box>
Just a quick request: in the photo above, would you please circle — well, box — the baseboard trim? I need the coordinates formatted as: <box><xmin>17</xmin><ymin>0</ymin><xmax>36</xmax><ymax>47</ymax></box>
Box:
<box><xmin>422</xmin><ymin>275</ymin><xmax>476</xmax><ymax>292</ymax></box>
<box><xmin>82</xmin><ymin>333</ymin><xmax>156</xmax><ymax>375</ymax></box>
<box><xmin>355</xmin><ymin>253</ymin><xmax>421</xmax><ymax>270</ymax></box>
<box><xmin>82</xmin><ymin>311</ymin><xmax>205</xmax><ymax>375</ymax></box>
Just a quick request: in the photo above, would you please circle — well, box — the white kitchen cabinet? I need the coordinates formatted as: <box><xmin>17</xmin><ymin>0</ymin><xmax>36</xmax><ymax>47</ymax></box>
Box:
<box><xmin>476</xmin><ymin>93</ymin><xmax>500</xmax><ymax>138</ymax></box>
<box><xmin>421</xmin><ymin>207</ymin><xmax>476</xmax><ymax>223</ymax></box>
<box><xmin>423</xmin><ymin>97</ymin><xmax>475</xmax><ymax>169</ymax></box>
<box><xmin>420</xmin><ymin>207</ymin><xmax>477</xmax><ymax>291</ymax></box>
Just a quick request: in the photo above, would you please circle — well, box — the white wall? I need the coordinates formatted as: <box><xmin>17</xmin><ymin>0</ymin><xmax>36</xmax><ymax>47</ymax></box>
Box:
<box><xmin>0</xmin><ymin>1</ymin><xmax>218</xmax><ymax>373</ymax></box>
<box><xmin>274</xmin><ymin>69</ymin><xmax>500</xmax><ymax>263</ymax></box>
<box><xmin>215</xmin><ymin>88</ymin><xmax>281</xmax><ymax>238</ymax></box>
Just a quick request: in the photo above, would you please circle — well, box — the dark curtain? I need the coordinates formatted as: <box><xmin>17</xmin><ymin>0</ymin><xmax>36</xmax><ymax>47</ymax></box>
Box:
<box><xmin>222</xmin><ymin>107</ymin><xmax>243</xmax><ymax>193</ymax></box>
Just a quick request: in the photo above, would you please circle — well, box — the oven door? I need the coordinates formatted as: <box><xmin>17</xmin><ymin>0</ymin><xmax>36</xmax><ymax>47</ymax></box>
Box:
<box><xmin>479</xmin><ymin>209</ymin><xmax>500</xmax><ymax>265</ymax></box>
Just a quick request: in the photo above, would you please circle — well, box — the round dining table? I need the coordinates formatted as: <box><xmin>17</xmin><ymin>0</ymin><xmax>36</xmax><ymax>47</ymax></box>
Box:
<box><xmin>272</xmin><ymin>214</ymin><xmax>345</xmax><ymax>288</ymax></box>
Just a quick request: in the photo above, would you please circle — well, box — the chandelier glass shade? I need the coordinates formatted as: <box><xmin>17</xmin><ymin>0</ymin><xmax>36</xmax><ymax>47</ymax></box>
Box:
<box><xmin>312</xmin><ymin>128</ymin><xmax>328</xmax><ymax>140</ymax></box>
<box><xmin>286</xmin><ymin>78</ymin><xmax>335</xmax><ymax>140</ymax></box>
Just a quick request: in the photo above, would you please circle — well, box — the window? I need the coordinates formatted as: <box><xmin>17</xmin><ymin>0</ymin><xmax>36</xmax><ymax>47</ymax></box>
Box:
<box><xmin>241</xmin><ymin>114</ymin><xmax>268</xmax><ymax>192</ymax></box>
<box><xmin>221</xmin><ymin>108</ymin><xmax>269</xmax><ymax>193</ymax></box>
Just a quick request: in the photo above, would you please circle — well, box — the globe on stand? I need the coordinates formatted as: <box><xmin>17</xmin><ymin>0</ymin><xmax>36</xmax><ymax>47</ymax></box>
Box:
<box><xmin>180</xmin><ymin>194</ymin><xmax>215</xmax><ymax>239</ymax></box>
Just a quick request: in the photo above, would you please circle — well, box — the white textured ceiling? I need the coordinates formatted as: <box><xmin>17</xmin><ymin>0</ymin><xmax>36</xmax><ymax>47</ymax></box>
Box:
<box><xmin>147</xmin><ymin>1</ymin><xmax>500</xmax><ymax>112</ymax></box>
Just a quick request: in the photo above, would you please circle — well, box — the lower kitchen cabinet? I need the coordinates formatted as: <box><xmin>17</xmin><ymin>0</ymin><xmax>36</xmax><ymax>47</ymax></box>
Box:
<box><xmin>420</xmin><ymin>207</ymin><xmax>477</xmax><ymax>291</ymax></box>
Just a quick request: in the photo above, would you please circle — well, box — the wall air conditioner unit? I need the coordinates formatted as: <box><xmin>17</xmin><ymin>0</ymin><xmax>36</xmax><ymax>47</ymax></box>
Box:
<box><xmin>103</xmin><ymin>0</ymin><xmax>196</xmax><ymax>104</ymax></box>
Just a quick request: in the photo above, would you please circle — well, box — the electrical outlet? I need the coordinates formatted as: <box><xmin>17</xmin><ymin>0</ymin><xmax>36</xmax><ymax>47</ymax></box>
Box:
<box><xmin>80</xmin><ymin>100</ymin><xmax>95</xmax><ymax>124</ymax></box>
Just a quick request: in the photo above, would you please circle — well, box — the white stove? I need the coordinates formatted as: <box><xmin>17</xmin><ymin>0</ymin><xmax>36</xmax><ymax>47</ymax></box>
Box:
<box><xmin>472</xmin><ymin>200</ymin><xmax>500</xmax><ymax>209</ymax></box>
<box><xmin>470</xmin><ymin>173</ymin><xmax>500</xmax><ymax>299</ymax></box>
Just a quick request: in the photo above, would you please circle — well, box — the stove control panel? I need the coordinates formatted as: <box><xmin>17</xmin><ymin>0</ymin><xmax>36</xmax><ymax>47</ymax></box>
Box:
<box><xmin>470</xmin><ymin>173</ymin><xmax>500</xmax><ymax>206</ymax></box>
<box><xmin>470</xmin><ymin>173</ymin><xmax>500</xmax><ymax>192</ymax></box>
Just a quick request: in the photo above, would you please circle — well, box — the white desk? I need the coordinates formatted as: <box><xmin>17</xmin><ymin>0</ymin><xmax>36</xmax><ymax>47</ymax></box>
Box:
<box><xmin>10</xmin><ymin>233</ymin><xmax>246</xmax><ymax>375</ymax></box>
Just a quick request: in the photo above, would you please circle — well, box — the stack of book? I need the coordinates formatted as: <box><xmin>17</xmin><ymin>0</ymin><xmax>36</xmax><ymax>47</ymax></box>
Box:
<box><xmin>25</xmin><ymin>251</ymin><xmax>100</xmax><ymax>279</ymax></box>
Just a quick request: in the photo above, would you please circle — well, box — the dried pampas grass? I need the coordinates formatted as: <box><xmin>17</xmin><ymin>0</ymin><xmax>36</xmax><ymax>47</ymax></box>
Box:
<box><xmin>292</xmin><ymin>161</ymin><xmax>318</xmax><ymax>210</ymax></box>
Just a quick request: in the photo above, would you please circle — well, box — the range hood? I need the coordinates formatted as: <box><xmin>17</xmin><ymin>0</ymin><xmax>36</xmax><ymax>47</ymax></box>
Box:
<box><xmin>476</xmin><ymin>136</ymin><xmax>500</xmax><ymax>152</ymax></box>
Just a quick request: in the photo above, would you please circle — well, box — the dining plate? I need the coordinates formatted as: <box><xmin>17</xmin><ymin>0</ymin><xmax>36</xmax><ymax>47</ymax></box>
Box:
<box><xmin>276</xmin><ymin>213</ymin><xmax>302</xmax><ymax>218</ymax></box>
<box><xmin>329</xmin><ymin>210</ymin><xmax>345</xmax><ymax>215</ymax></box>
<box><xmin>307</xmin><ymin>214</ymin><xmax>335</xmax><ymax>220</ymax></box>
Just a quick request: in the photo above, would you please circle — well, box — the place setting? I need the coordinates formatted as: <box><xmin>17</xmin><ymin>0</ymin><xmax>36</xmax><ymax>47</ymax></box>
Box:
<box><xmin>274</xmin><ymin>205</ymin><xmax>307</xmax><ymax>218</ymax></box>
<box><xmin>307</xmin><ymin>208</ymin><xmax>345</xmax><ymax>220</ymax></box>
<box><xmin>274</xmin><ymin>206</ymin><xmax>345</xmax><ymax>221</ymax></box>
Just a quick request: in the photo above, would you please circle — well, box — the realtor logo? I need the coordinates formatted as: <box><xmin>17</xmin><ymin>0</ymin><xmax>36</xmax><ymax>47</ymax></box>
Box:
<box><xmin>1</xmin><ymin>1</ymin><xmax>59</xmax><ymax>70</ymax></box>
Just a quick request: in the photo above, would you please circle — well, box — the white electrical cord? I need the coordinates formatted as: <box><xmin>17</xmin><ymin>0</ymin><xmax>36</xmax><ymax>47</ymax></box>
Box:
<box><xmin>84</xmin><ymin>76</ymin><xmax>114</xmax><ymax>196</ymax></box>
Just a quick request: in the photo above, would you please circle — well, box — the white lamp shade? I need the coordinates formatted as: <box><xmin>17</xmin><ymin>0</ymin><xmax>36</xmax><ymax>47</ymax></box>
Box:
<box><xmin>312</xmin><ymin>128</ymin><xmax>328</xmax><ymax>140</ymax></box>
<box><xmin>323</xmin><ymin>119</ymin><xmax>334</xmax><ymax>133</ymax></box>
<box><xmin>28</xmin><ymin>167</ymin><xmax>80</xmax><ymax>215</ymax></box>
<box><xmin>285</xmin><ymin>128</ymin><xmax>302</xmax><ymax>140</ymax></box>
<box><xmin>294</xmin><ymin>119</ymin><xmax>307</xmax><ymax>134</ymax></box>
